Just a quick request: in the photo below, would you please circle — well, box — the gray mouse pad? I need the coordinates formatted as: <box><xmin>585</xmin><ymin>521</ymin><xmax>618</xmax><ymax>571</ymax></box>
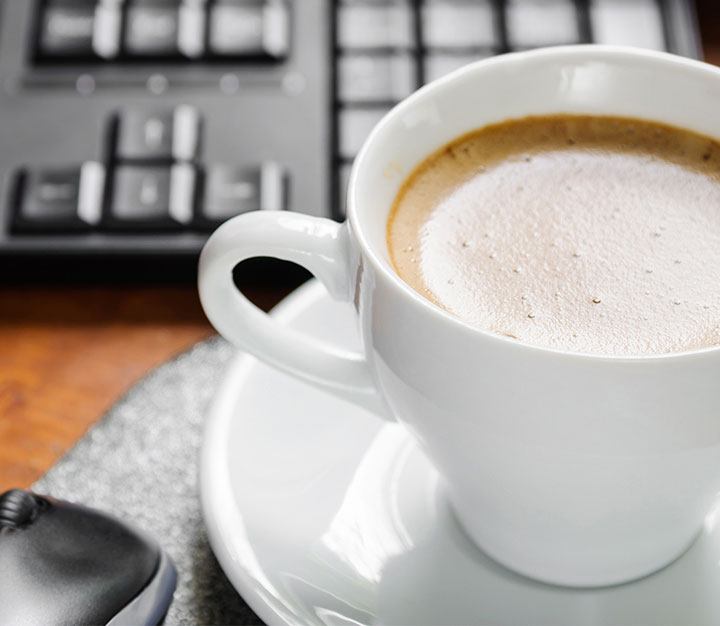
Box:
<box><xmin>33</xmin><ymin>336</ymin><xmax>263</xmax><ymax>626</ymax></box>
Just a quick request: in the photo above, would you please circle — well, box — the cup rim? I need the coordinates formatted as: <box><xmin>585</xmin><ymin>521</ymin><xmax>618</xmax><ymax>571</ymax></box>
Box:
<box><xmin>347</xmin><ymin>44</ymin><xmax>720</xmax><ymax>363</ymax></box>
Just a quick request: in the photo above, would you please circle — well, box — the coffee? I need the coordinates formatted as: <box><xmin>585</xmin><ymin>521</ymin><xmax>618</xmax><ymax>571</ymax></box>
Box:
<box><xmin>387</xmin><ymin>115</ymin><xmax>720</xmax><ymax>355</ymax></box>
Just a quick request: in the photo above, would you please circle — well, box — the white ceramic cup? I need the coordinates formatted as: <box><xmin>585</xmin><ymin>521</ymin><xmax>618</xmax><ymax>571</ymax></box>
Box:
<box><xmin>198</xmin><ymin>46</ymin><xmax>720</xmax><ymax>588</ymax></box>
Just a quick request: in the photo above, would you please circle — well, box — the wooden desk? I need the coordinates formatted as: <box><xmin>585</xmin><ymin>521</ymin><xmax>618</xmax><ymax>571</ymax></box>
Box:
<box><xmin>3</xmin><ymin>9</ymin><xmax>720</xmax><ymax>492</ymax></box>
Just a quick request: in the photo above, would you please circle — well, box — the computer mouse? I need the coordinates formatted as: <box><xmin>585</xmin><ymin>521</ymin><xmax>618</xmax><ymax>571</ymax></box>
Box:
<box><xmin>0</xmin><ymin>489</ymin><xmax>176</xmax><ymax>626</ymax></box>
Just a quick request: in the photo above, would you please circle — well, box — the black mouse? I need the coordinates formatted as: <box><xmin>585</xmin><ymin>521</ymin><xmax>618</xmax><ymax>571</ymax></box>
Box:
<box><xmin>0</xmin><ymin>489</ymin><xmax>176</xmax><ymax>626</ymax></box>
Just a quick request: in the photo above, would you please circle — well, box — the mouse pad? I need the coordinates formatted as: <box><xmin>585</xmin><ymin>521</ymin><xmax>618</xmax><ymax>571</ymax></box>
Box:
<box><xmin>33</xmin><ymin>336</ymin><xmax>262</xmax><ymax>626</ymax></box>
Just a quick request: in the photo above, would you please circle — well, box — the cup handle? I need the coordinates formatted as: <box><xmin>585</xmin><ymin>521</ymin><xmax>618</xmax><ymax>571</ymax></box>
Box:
<box><xmin>198</xmin><ymin>211</ymin><xmax>390</xmax><ymax>419</ymax></box>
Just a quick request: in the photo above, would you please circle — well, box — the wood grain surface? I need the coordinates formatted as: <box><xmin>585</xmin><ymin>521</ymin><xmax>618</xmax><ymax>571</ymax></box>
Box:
<box><xmin>0</xmin><ymin>286</ymin><xmax>288</xmax><ymax>491</ymax></box>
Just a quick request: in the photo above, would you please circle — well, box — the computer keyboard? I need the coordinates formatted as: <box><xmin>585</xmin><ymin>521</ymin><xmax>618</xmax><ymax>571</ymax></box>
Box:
<box><xmin>0</xmin><ymin>0</ymin><xmax>701</xmax><ymax>282</ymax></box>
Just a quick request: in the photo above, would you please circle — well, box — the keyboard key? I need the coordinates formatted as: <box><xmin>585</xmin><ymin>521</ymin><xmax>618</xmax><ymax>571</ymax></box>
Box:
<box><xmin>93</xmin><ymin>1</ymin><xmax>122</xmax><ymax>59</ymax></box>
<box><xmin>111</xmin><ymin>166</ymin><xmax>169</xmax><ymax>223</ymax></box>
<box><xmin>421</xmin><ymin>0</ymin><xmax>497</xmax><ymax>49</ymax></box>
<box><xmin>338</xmin><ymin>54</ymin><xmax>415</xmax><ymax>103</ymax></box>
<box><xmin>18</xmin><ymin>168</ymin><xmax>80</xmax><ymax>225</ymax></box>
<box><xmin>178</xmin><ymin>1</ymin><xmax>206</xmax><ymax>58</ymax></box>
<box><xmin>338</xmin><ymin>108</ymin><xmax>389</xmax><ymax>159</ymax></box>
<box><xmin>424</xmin><ymin>52</ymin><xmax>492</xmax><ymax>83</ymax></box>
<box><xmin>590</xmin><ymin>0</ymin><xmax>665</xmax><ymax>50</ymax></box>
<box><xmin>506</xmin><ymin>0</ymin><xmax>579</xmax><ymax>48</ymax></box>
<box><xmin>208</xmin><ymin>1</ymin><xmax>260</xmax><ymax>56</ymax></box>
<box><xmin>38</xmin><ymin>0</ymin><xmax>96</xmax><ymax>57</ymax></box>
<box><xmin>124</xmin><ymin>1</ymin><xmax>181</xmax><ymax>57</ymax></box>
<box><xmin>203</xmin><ymin>166</ymin><xmax>260</xmax><ymax>221</ymax></box>
<box><xmin>208</xmin><ymin>1</ymin><xmax>289</xmax><ymax>59</ymax></box>
<box><xmin>110</xmin><ymin>165</ymin><xmax>196</xmax><ymax>227</ymax></box>
<box><xmin>117</xmin><ymin>111</ymin><xmax>173</xmax><ymax>161</ymax></box>
<box><xmin>77</xmin><ymin>162</ymin><xmax>106</xmax><ymax>226</ymax></box>
<box><xmin>258</xmin><ymin>161</ymin><xmax>285</xmax><ymax>212</ymax></box>
<box><xmin>202</xmin><ymin>162</ymin><xmax>285</xmax><ymax>223</ymax></box>
<box><xmin>15</xmin><ymin>163</ymin><xmax>104</xmax><ymax>230</ymax></box>
<box><xmin>337</xmin><ymin>2</ymin><xmax>414</xmax><ymax>49</ymax></box>
<box><xmin>115</xmin><ymin>106</ymin><xmax>200</xmax><ymax>162</ymax></box>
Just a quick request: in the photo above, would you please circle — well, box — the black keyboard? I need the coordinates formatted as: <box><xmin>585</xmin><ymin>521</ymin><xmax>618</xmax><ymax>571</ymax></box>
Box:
<box><xmin>0</xmin><ymin>0</ymin><xmax>701</xmax><ymax>282</ymax></box>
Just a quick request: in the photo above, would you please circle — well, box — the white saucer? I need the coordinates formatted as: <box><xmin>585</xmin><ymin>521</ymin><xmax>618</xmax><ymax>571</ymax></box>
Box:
<box><xmin>201</xmin><ymin>280</ymin><xmax>720</xmax><ymax>626</ymax></box>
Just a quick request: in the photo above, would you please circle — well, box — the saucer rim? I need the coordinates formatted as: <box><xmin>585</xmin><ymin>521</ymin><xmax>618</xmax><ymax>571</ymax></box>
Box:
<box><xmin>200</xmin><ymin>280</ymin><xmax>328</xmax><ymax>626</ymax></box>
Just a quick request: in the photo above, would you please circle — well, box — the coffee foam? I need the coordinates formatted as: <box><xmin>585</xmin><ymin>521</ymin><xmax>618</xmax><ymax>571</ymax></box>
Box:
<box><xmin>388</xmin><ymin>116</ymin><xmax>720</xmax><ymax>355</ymax></box>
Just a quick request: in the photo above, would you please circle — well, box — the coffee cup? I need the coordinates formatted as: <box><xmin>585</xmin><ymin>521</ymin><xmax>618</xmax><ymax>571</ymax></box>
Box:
<box><xmin>198</xmin><ymin>46</ymin><xmax>720</xmax><ymax>587</ymax></box>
